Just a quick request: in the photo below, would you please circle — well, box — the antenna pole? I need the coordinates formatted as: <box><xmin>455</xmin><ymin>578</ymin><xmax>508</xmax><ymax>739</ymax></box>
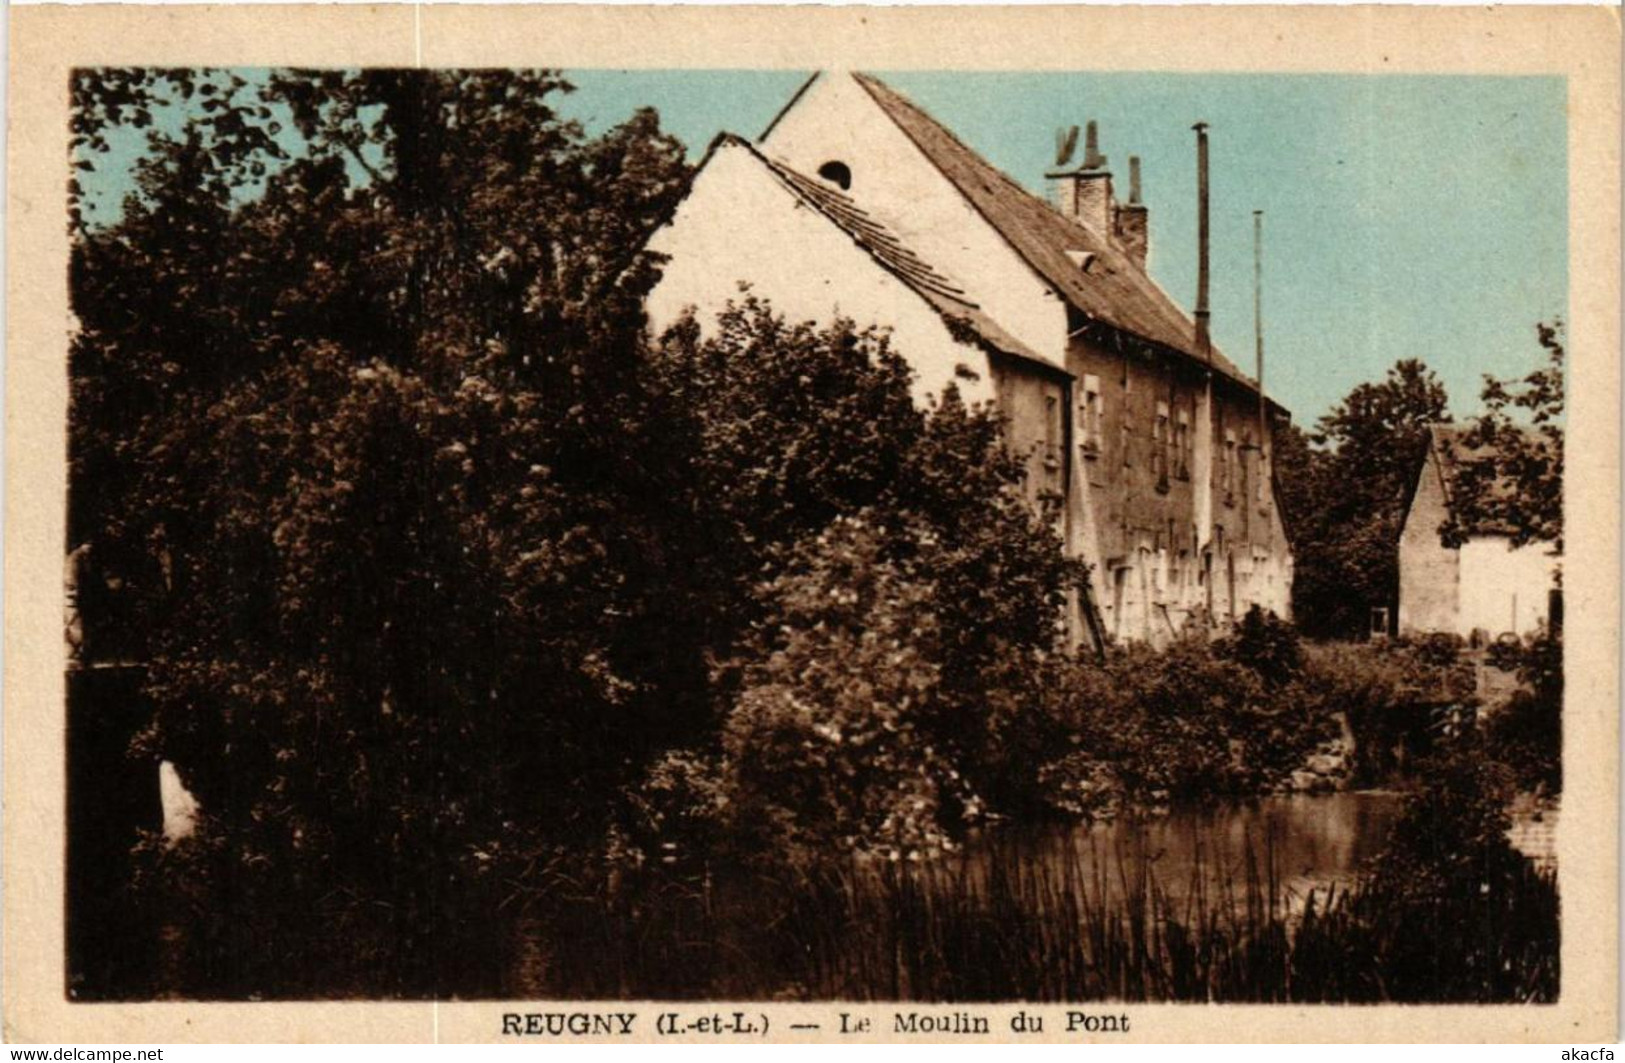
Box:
<box><xmin>1193</xmin><ymin>122</ymin><xmax>1211</xmax><ymax>365</ymax></box>
<box><xmin>1254</xmin><ymin>209</ymin><xmax>1265</xmax><ymax>432</ymax></box>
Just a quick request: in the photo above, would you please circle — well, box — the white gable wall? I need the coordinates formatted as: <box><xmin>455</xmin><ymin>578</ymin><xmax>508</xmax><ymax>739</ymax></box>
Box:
<box><xmin>762</xmin><ymin>74</ymin><xmax>1069</xmax><ymax>368</ymax></box>
<box><xmin>1398</xmin><ymin>452</ymin><xmax>1460</xmax><ymax>634</ymax></box>
<box><xmin>646</xmin><ymin>142</ymin><xmax>998</xmax><ymax>409</ymax></box>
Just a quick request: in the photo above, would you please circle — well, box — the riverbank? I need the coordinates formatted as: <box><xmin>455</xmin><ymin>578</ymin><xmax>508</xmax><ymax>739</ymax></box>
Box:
<box><xmin>129</xmin><ymin>784</ymin><xmax>1557</xmax><ymax>1003</ymax></box>
<box><xmin>120</xmin><ymin>624</ymin><xmax>1562</xmax><ymax>1002</ymax></box>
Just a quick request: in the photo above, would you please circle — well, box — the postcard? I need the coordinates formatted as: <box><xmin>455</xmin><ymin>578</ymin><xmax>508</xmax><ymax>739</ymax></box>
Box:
<box><xmin>5</xmin><ymin>3</ymin><xmax>1619</xmax><ymax>1044</ymax></box>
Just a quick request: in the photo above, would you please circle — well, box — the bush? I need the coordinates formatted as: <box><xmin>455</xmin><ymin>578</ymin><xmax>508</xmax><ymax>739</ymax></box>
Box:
<box><xmin>642</xmin><ymin>307</ymin><xmax>1084</xmax><ymax>861</ymax></box>
<box><xmin>1296</xmin><ymin>736</ymin><xmax>1560</xmax><ymax>1003</ymax></box>
<box><xmin>1483</xmin><ymin>631</ymin><xmax>1562</xmax><ymax>794</ymax></box>
<box><xmin>721</xmin><ymin>514</ymin><xmax>957</xmax><ymax>862</ymax></box>
<box><xmin>1299</xmin><ymin>637</ymin><xmax>1476</xmax><ymax>784</ymax></box>
<box><xmin>1037</xmin><ymin>630</ymin><xmax>1338</xmax><ymax>813</ymax></box>
<box><xmin>1217</xmin><ymin>606</ymin><xmax>1303</xmax><ymax>687</ymax></box>
<box><xmin>719</xmin><ymin>490</ymin><xmax>1077</xmax><ymax>861</ymax></box>
<box><xmin>613</xmin><ymin>749</ymin><xmax>731</xmax><ymax>873</ymax></box>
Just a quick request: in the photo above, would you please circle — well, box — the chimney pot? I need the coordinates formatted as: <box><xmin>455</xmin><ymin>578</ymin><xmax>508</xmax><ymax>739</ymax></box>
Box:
<box><xmin>1048</xmin><ymin>118</ymin><xmax>1114</xmax><ymax>235</ymax></box>
<box><xmin>1114</xmin><ymin>154</ymin><xmax>1149</xmax><ymax>270</ymax></box>
<box><xmin>1082</xmin><ymin>120</ymin><xmax>1108</xmax><ymax>171</ymax></box>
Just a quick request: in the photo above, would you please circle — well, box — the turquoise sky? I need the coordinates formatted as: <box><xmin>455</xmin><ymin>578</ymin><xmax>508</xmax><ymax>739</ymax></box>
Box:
<box><xmin>81</xmin><ymin>69</ymin><xmax>1567</xmax><ymax>426</ymax></box>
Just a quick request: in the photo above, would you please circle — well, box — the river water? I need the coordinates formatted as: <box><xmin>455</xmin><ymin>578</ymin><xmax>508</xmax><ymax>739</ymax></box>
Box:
<box><xmin>979</xmin><ymin>791</ymin><xmax>1400</xmax><ymax>914</ymax></box>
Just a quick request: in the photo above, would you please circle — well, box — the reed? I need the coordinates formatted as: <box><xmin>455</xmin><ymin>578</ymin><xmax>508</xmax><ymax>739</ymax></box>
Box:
<box><xmin>511</xmin><ymin>828</ymin><xmax>1558</xmax><ymax>1003</ymax></box>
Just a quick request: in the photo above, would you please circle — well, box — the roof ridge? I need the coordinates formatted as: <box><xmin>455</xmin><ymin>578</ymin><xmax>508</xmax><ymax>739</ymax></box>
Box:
<box><xmin>849</xmin><ymin>71</ymin><xmax>1272</xmax><ymax>401</ymax></box>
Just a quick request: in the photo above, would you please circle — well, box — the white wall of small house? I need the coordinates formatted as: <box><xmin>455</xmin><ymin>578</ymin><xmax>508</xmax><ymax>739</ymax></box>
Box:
<box><xmin>1399</xmin><ymin>448</ymin><xmax>1559</xmax><ymax>640</ymax></box>
<box><xmin>645</xmin><ymin>142</ymin><xmax>999</xmax><ymax>410</ymax></box>
<box><xmin>761</xmin><ymin>74</ymin><xmax>1070</xmax><ymax>369</ymax></box>
<box><xmin>1458</xmin><ymin>536</ymin><xmax>1558</xmax><ymax>638</ymax></box>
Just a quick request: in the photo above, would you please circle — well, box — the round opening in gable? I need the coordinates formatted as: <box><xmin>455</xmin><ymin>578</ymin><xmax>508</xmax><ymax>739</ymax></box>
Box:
<box><xmin>817</xmin><ymin>161</ymin><xmax>852</xmax><ymax>191</ymax></box>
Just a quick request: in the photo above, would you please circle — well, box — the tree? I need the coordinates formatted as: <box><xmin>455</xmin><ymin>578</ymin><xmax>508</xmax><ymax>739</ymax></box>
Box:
<box><xmin>1276</xmin><ymin>359</ymin><xmax>1451</xmax><ymax>638</ymax></box>
<box><xmin>722</xmin><ymin>513</ymin><xmax>956</xmax><ymax>860</ymax></box>
<box><xmin>72</xmin><ymin>69</ymin><xmax>694</xmax><ymax>995</ymax></box>
<box><xmin>643</xmin><ymin>301</ymin><xmax>1085</xmax><ymax>858</ymax></box>
<box><xmin>644</xmin><ymin>298</ymin><xmax>928</xmax><ymax>668</ymax></box>
<box><xmin>1443</xmin><ymin>321</ymin><xmax>1564</xmax><ymax>553</ymax></box>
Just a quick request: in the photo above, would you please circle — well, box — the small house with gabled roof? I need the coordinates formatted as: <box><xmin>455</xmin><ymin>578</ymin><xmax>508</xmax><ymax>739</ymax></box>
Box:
<box><xmin>1398</xmin><ymin>423</ymin><xmax>1560</xmax><ymax>639</ymax></box>
<box><xmin>646</xmin><ymin>72</ymin><xmax>1296</xmax><ymax>648</ymax></box>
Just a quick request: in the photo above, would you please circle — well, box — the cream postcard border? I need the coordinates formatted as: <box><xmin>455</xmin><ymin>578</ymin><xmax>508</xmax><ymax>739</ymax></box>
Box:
<box><xmin>5</xmin><ymin>4</ymin><xmax>1619</xmax><ymax>1044</ymax></box>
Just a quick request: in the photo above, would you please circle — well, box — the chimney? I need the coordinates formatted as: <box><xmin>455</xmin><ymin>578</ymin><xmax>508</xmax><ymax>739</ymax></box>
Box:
<box><xmin>1114</xmin><ymin>155</ymin><xmax>1149</xmax><ymax>270</ymax></box>
<box><xmin>1048</xmin><ymin>120</ymin><xmax>1114</xmax><ymax>236</ymax></box>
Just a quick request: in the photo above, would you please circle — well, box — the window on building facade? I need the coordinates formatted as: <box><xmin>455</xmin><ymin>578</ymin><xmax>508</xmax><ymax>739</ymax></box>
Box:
<box><xmin>1120</xmin><ymin>373</ymin><xmax>1132</xmax><ymax>468</ymax></box>
<box><xmin>1044</xmin><ymin>393</ymin><xmax>1062</xmax><ymax>491</ymax></box>
<box><xmin>1239</xmin><ymin>430</ymin><xmax>1253</xmax><ymax>505</ymax></box>
<box><xmin>1256</xmin><ymin>435</ymin><xmax>1269</xmax><ymax>507</ymax></box>
<box><xmin>1080</xmin><ymin>374</ymin><xmax>1103</xmax><ymax>455</ymax></box>
<box><xmin>1152</xmin><ymin>401</ymin><xmax>1171</xmax><ymax>485</ymax></box>
<box><xmin>1174</xmin><ymin>409</ymin><xmax>1191</xmax><ymax>479</ymax></box>
<box><xmin>818</xmin><ymin>160</ymin><xmax>852</xmax><ymax>190</ymax></box>
<box><xmin>1222</xmin><ymin>428</ymin><xmax>1237</xmax><ymax>501</ymax></box>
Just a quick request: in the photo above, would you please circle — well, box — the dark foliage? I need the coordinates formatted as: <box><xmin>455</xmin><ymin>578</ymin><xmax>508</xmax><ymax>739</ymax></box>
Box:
<box><xmin>1296</xmin><ymin>737</ymin><xmax>1558</xmax><ymax>1002</ymax></box>
<box><xmin>1442</xmin><ymin>321</ymin><xmax>1564</xmax><ymax>552</ymax></box>
<box><xmin>73</xmin><ymin>68</ymin><xmax>699</xmax><ymax>996</ymax></box>
<box><xmin>73</xmin><ymin>68</ymin><xmax>1093</xmax><ymax>995</ymax></box>
<box><xmin>1217</xmin><ymin>605</ymin><xmax>1304</xmax><ymax>688</ymax></box>
<box><xmin>1484</xmin><ymin>631</ymin><xmax>1563</xmax><ymax>794</ymax></box>
<box><xmin>1275</xmin><ymin>359</ymin><xmax>1450</xmax><ymax>639</ymax></box>
<box><xmin>1299</xmin><ymin>637</ymin><xmax>1476</xmax><ymax>785</ymax></box>
<box><xmin>632</xmin><ymin>300</ymin><xmax>1084</xmax><ymax>863</ymax></box>
<box><xmin>1034</xmin><ymin>625</ymin><xmax>1340</xmax><ymax>817</ymax></box>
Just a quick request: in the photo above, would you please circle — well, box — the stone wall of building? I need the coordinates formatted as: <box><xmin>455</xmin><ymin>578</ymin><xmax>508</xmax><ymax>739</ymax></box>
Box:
<box><xmin>1399</xmin><ymin>445</ymin><xmax>1559</xmax><ymax>640</ymax></box>
<box><xmin>1068</xmin><ymin>331</ymin><xmax>1292</xmax><ymax>644</ymax></box>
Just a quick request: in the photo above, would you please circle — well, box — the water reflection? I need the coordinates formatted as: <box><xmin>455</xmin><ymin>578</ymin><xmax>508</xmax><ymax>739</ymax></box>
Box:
<box><xmin>986</xmin><ymin>790</ymin><xmax>1556</xmax><ymax>917</ymax></box>
<box><xmin>991</xmin><ymin>791</ymin><xmax>1408</xmax><ymax>915</ymax></box>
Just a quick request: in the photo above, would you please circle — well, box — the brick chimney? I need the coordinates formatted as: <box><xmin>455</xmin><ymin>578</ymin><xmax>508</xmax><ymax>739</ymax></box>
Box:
<box><xmin>1114</xmin><ymin>155</ymin><xmax>1149</xmax><ymax>270</ymax></box>
<box><xmin>1048</xmin><ymin>120</ymin><xmax>1114</xmax><ymax>236</ymax></box>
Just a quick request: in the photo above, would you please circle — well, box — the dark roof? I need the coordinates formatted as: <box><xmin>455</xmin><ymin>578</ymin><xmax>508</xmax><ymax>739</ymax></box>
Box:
<box><xmin>1424</xmin><ymin>423</ymin><xmax>1549</xmax><ymax>538</ymax></box>
<box><xmin>851</xmin><ymin>72</ymin><xmax>1264</xmax><ymax>396</ymax></box>
<box><xmin>711</xmin><ymin>133</ymin><xmax>1064</xmax><ymax>378</ymax></box>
